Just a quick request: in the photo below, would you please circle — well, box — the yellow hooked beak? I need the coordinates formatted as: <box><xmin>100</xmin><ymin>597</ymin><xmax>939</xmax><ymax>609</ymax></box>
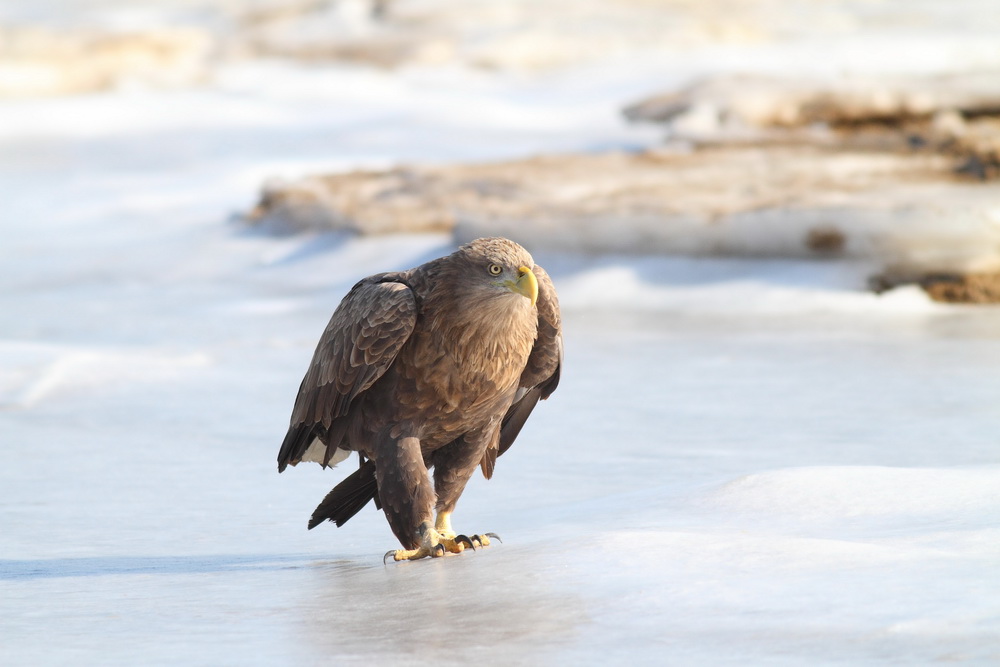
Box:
<box><xmin>506</xmin><ymin>266</ymin><xmax>538</xmax><ymax>307</ymax></box>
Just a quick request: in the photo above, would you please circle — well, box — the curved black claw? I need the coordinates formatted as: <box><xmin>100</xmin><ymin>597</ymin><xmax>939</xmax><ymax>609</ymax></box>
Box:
<box><xmin>383</xmin><ymin>550</ymin><xmax>397</xmax><ymax>565</ymax></box>
<box><xmin>465</xmin><ymin>533</ymin><xmax>501</xmax><ymax>547</ymax></box>
<box><xmin>432</xmin><ymin>543</ymin><xmax>446</xmax><ymax>557</ymax></box>
<box><xmin>454</xmin><ymin>534</ymin><xmax>476</xmax><ymax>551</ymax></box>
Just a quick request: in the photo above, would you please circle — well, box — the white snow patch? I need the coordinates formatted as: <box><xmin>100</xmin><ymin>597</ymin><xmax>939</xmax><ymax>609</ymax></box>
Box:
<box><xmin>0</xmin><ymin>341</ymin><xmax>212</xmax><ymax>408</ymax></box>
<box><xmin>699</xmin><ymin>465</ymin><xmax>1000</xmax><ymax>521</ymax></box>
<box><xmin>552</xmin><ymin>256</ymin><xmax>937</xmax><ymax>316</ymax></box>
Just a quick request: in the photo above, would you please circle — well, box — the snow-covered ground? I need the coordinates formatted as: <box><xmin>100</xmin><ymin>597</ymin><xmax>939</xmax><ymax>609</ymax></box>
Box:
<box><xmin>3</xmin><ymin>2</ymin><xmax>1000</xmax><ymax>665</ymax></box>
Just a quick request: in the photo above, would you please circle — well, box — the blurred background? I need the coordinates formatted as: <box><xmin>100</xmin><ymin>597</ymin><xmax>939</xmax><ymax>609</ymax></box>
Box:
<box><xmin>2</xmin><ymin>1</ymin><xmax>1000</xmax><ymax>665</ymax></box>
<box><xmin>4</xmin><ymin>0</ymin><xmax>1000</xmax><ymax>288</ymax></box>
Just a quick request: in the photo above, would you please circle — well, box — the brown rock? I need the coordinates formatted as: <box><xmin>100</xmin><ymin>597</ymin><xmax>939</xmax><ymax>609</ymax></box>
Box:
<box><xmin>246</xmin><ymin>146</ymin><xmax>1000</xmax><ymax>282</ymax></box>
<box><xmin>920</xmin><ymin>274</ymin><xmax>1000</xmax><ymax>304</ymax></box>
<box><xmin>625</xmin><ymin>73</ymin><xmax>1000</xmax><ymax>180</ymax></box>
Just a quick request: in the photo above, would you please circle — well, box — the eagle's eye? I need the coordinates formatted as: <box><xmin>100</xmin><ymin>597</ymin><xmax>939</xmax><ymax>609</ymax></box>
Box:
<box><xmin>488</xmin><ymin>263</ymin><xmax>503</xmax><ymax>276</ymax></box>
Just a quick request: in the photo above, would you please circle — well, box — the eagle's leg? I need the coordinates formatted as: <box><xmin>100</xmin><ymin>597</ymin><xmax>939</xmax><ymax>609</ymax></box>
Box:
<box><xmin>376</xmin><ymin>436</ymin><xmax>461</xmax><ymax>562</ymax></box>
<box><xmin>427</xmin><ymin>431</ymin><xmax>500</xmax><ymax>552</ymax></box>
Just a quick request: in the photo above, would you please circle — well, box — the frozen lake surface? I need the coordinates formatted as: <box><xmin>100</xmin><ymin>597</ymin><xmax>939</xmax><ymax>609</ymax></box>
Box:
<box><xmin>4</xmin><ymin>238</ymin><xmax>1000</xmax><ymax>664</ymax></box>
<box><xmin>2</xmin><ymin>13</ymin><xmax>1000</xmax><ymax>664</ymax></box>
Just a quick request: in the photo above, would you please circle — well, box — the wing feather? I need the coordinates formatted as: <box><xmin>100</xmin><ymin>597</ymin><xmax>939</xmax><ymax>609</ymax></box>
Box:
<box><xmin>277</xmin><ymin>277</ymin><xmax>417</xmax><ymax>472</ymax></box>
<box><xmin>481</xmin><ymin>264</ymin><xmax>563</xmax><ymax>472</ymax></box>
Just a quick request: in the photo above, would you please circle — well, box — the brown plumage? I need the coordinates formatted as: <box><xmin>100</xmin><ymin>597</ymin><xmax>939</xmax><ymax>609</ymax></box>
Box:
<box><xmin>277</xmin><ymin>237</ymin><xmax>562</xmax><ymax>560</ymax></box>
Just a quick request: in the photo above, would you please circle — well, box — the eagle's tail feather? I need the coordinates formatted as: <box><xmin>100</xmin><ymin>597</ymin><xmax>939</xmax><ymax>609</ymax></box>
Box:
<box><xmin>308</xmin><ymin>459</ymin><xmax>379</xmax><ymax>529</ymax></box>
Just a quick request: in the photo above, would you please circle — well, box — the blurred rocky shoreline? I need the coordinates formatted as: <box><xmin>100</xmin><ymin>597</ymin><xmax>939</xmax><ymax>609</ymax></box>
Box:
<box><xmin>5</xmin><ymin>0</ymin><xmax>1000</xmax><ymax>301</ymax></box>
<box><xmin>247</xmin><ymin>71</ymin><xmax>1000</xmax><ymax>302</ymax></box>
<box><xmin>11</xmin><ymin>0</ymin><xmax>993</xmax><ymax>96</ymax></box>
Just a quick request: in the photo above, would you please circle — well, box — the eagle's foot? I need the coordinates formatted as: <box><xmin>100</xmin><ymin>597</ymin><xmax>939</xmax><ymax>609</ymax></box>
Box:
<box><xmin>441</xmin><ymin>531</ymin><xmax>502</xmax><ymax>550</ymax></box>
<box><xmin>383</xmin><ymin>533</ymin><xmax>501</xmax><ymax>562</ymax></box>
<box><xmin>453</xmin><ymin>532</ymin><xmax>500</xmax><ymax>548</ymax></box>
<box><xmin>383</xmin><ymin>543</ymin><xmax>446</xmax><ymax>563</ymax></box>
<box><xmin>382</xmin><ymin>541</ymin><xmax>457</xmax><ymax>564</ymax></box>
<box><xmin>383</xmin><ymin>523</ymin><xmax>462</xmax><ymax>563</ymax></box>
<box><xmin>433</xmin><ymin>512</ymin><xmax>501</xmax><ymax>550</ymax></box>
<box><xmin>383</xmin><ymin>521</ymin><xmax>502</xmax><ymax>563</ymax></box>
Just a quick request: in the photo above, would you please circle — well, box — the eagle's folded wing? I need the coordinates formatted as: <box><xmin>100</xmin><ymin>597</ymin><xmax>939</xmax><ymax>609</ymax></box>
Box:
<box><xmin>277</xmin><ymin>276</ymin><xmax>417</xmax><ymax>472</ymax></box>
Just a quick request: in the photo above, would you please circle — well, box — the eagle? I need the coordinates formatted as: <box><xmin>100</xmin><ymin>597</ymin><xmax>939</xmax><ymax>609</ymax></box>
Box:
<box><xmin>277</xmin><ymin>237</ymin><xmax>562</xmax><ymax>561</ymax></box>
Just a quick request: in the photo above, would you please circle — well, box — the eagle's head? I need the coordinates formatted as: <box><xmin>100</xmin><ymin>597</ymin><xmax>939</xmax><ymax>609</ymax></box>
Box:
<box><xmin>454</xmin><ymin>237</ymin><xmax>538</xmax><ymax>307</ymax></box>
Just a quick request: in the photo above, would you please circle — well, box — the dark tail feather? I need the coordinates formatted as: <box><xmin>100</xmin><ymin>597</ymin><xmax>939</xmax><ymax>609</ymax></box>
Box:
<box><xmin>307</xmin><ymin>459</ymin><xmax>379</xmax><ymax>530</ymax></box>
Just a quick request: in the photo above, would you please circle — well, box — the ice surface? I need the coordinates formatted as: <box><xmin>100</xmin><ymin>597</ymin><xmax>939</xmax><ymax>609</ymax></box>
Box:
<box><xmin>3</xmin><ymin>2</ymin><xmax>1000</xmax><ymax>665</ymax></box>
